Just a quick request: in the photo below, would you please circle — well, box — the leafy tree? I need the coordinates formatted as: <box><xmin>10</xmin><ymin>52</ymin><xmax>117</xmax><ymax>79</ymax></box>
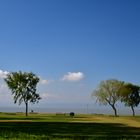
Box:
<box><xmin>5</xmin><ymin>71</ymin><xmax>41</xmax><ymax>116</ymax></box>
<box><xmin>92</xmin><ymin>79</ymin><xmax>124</xmax><ymax>116</ymax></box>
<box><xmin>120</xmin><ymin>83</ymin><xmax>140</xmax><ymax>116</ymax></box>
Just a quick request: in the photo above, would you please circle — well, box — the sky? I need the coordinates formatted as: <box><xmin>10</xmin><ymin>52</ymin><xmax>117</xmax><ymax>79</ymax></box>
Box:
<box><xmin>0</xmin><ymin>0</ymin><xmax>140</xmax><ymax>112</ymax></box>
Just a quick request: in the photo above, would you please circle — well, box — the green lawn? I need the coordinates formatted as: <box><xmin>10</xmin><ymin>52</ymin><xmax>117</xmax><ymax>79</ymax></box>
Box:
<box><xmin>0</xmin><ymin>112</ymin><xmax>140</xmax><ymax>140</ymax></box>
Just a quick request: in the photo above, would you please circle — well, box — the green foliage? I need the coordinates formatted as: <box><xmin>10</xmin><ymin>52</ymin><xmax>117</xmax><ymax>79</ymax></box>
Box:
<box><xmin>121</xmin><ymin>83</ymin><xmax>140</xmax><ymax>107</ymax></box>
<box><xmin>120</xmin><ymin>83</ymin><xmax>140</xmax><ymax>116</ymax></box>
<box><xmin>93</xmin><ymin>79</ymin><xmax>124</xmax><ymax>105</ymax></box>
<box><xmin>5</xmin><ymin>71</ymin><xmax>41</xmax><ymax>116</ymax></box>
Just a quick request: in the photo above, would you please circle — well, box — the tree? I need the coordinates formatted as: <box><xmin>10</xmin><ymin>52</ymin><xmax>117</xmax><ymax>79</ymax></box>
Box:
<box><xmin>120</xmin><ymin>83</ymin><xmax>140</xmax><ymax>116</ymax></box>
<box><xmin>5</xmin><ymin>71</ymin><xmax>41</xmax><ymax>116</ymax></box>
<box><xmin>92</xmin><ymin>79</ymin><xmax>124</xmax><ymax>116</ymax></box>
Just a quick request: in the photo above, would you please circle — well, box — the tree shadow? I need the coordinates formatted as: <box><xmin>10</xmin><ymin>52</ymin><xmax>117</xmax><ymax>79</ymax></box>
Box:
<box><xmin>0</xmin><ymin>122</ymin><xmax>140</xmax><ymax>139</ymax></box>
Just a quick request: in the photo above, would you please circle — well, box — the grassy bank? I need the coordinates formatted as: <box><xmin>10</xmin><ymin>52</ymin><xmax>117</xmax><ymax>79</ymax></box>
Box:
<box><xmin>0</xmin><ymin>113</ymin><xmax>139</xmax><ymax>140</ymax></box>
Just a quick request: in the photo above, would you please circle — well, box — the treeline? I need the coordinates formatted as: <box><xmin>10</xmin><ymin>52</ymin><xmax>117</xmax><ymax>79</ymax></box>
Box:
<box><xmin>92</xmin><ymin>79</ymin><xmax>140</xmax><ymax>116</ymax></box>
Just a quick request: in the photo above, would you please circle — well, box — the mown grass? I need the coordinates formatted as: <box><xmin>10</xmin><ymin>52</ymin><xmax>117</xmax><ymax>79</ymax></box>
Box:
<box><xmin>0</xmin><ymin>112</ymin><xmax>140</xmax><ymax>140</ymax></box>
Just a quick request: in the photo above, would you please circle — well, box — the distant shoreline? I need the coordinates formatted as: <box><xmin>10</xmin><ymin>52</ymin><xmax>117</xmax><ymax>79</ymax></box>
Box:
<box><xmin>0</xmin><ymin>106</ymin><xmax>139</xmax><ymax>115</ymax></box>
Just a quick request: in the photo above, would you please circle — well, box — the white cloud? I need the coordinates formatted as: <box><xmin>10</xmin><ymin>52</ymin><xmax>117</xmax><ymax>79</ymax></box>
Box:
<box><xmin>0</xmin><ymin>70</ymin><xmax>9</xmax><ymax>79</ymax></box>
<box><xmin>62</xmin><ymin>72</ymin><xmax>84</xmax><ymax>81</ymax></box>
<box><xmin>41</xmin><ymin>92</ymin><xmax>60</xmax><ymax>99</ymax></box>
<box><xmin>38</xmin><ymin>76</ymin><xmax>53</xmax><ymax>85</ymax></box>
<box><xmin>40</xmin><ymin>79</ymin><xmax>50</xmax><ymax>85</ymax></box>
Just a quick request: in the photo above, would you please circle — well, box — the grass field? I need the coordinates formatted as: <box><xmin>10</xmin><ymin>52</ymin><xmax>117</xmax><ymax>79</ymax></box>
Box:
<box><xmin>0</xmin><ymin>112</ymin><xmax>140</xmax><ymax>140</ymax></box>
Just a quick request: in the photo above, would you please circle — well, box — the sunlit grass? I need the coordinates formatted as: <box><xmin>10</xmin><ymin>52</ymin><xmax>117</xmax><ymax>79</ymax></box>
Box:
<box><xmin>0</xmin><ymin>112</ymin><xmax>139</xmax><ymax>139</ymax></box>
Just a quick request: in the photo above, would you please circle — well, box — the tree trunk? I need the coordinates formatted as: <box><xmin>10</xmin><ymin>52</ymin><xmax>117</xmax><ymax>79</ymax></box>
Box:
<box><xmin>25</xmin><ymin>102</ymin><xmax>28</xmax><ymax>117</ymax></box>
<box><xmin>131</xmin><ymin>106</ymin><xmax>135</xmax><ymax>117</ymax></box>
<box><xmin>112</xmin><ymin>105</ymin><xmax>117</xmax><ymax>117</ymax></box>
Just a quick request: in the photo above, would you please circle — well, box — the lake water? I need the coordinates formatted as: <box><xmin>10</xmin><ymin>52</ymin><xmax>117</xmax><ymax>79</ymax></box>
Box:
<box><xmin>0</xmin><ymin>106</ymin><xmax>139</xmax><ymax>115</ymax></box>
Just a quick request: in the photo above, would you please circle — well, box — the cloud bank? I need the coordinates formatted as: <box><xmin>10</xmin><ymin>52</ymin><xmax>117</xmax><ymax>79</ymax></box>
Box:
<box><xmin>62</xmin><ymin>72</ymin><xmax>84</xmax><ymax>81</ymax></box>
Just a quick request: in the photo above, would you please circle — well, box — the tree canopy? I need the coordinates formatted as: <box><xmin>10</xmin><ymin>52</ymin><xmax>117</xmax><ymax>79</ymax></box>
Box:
<box><xmin>120</xmin><ymin>83</ymin><xmax>140</xmax><ymax>116</ymax></box>
<box><xmin>92</xmin><ymin>79</ymin><xmax>124</xmax><ymax>116</ymax></box>
<box><xmin>5</xmin><ymin>71</ymin><xmax>41</xmax><ymax>116</ymax></box>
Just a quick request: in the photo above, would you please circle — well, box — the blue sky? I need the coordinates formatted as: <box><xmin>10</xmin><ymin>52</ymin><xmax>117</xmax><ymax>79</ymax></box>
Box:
<box><xmin>0</xmin><ymin>0</ymin><xmax>140</xmax><ymax>112</ymax></box>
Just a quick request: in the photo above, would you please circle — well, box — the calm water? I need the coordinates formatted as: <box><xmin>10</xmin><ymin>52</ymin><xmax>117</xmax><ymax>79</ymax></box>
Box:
<box><xmin>0</xmin><ymin>106</ymin><xmax>139</xmax><ymax>115</ymax></box>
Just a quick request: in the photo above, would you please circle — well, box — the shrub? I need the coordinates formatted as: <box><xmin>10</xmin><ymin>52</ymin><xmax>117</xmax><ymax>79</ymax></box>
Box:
<box><xmin>70</xmin><ymin>112</ymin><xmax>74</xmax><ymax>117</ymax></box>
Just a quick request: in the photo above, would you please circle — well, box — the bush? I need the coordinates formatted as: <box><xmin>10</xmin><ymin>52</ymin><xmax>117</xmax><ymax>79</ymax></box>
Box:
<box><xmin>70</xmin><ymin>112</ymin><xmax>74</xmax><ymax>117</ymax></box>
